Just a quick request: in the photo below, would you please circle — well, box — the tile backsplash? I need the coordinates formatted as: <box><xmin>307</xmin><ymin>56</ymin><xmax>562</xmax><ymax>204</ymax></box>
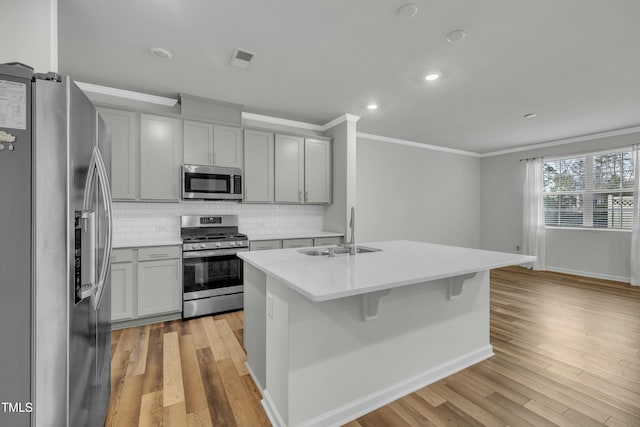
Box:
<box><xmin>113</xmin><ymin>202</ymin><xmax>325</xmax><ymax>244</ymax></box>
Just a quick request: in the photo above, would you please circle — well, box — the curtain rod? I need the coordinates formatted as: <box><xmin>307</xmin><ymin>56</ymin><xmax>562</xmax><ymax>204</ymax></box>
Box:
<box><xmin>518</xmin><ymin>142</ymin><xmax>636</xmax><ymax>162</ymax></box>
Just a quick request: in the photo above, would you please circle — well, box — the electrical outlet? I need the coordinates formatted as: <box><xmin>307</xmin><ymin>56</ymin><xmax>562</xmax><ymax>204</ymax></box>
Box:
<box><xmin>267</xmin><ymin>294</ymin><xmax>274</xmax><ymax>319</ymax></box>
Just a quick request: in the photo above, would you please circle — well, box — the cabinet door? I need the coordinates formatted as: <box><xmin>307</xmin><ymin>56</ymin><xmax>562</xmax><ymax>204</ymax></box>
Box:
<box><xmin>244</xmin><ymin>129</ymin><xmax>274</xmax><ymax>202</ymax></box>
<box><xmin>111</xmin><ymin>262</ymin><xmax>134</xmax><ymax>321</ymax></box>
<box><xmin>249</xmin><ymin>240</ymin><xmax>283</xmax><ymax>251</ymax></box>
<box><xmin>184</xmin><ymin>120</ymin><xmax>214</xmax><ymax>165</ymax></box>
<box><xmin>99</xmin><ymin>109</ymin><xmax>137</xmax><ymax>200</ymax></box>
<box><xmin>137</xmin><ymin>259</ymin><xmax>181</xmax><ymax>317</ymax></box>
<box><xmin>275</xmin><ymin>134</ymin><xmax>304</xmax><ymax>203</ymax></box>
<box><xmin>213</xmin><ymin>125</ymin><xmax>243</xmax><ymax>168</ymax></box>
<box><xmin>140</xmin><ymin>114</ymin><xmax>181</xmax><ymax>201</ymax></box>
<box><xmin>282</xmin><ymin>238</ymin><xmax>314</xmax><ymax>249</ymax></box>
<box><xmin>304</xmin><ymin>139</ymin><xmax>332</xmax><ymax>204</ymax></box>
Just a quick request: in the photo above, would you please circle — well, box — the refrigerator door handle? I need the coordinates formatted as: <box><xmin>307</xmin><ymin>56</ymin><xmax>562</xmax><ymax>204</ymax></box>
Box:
<box><xmin>92</xmin><ymin>147</ymin><xmax>113</xmax><ymax>310</ymax></box>
<box><xmin>78</xmin><ymin>147</ymin><xmax>113</xmax><ymax>310</ymax></box>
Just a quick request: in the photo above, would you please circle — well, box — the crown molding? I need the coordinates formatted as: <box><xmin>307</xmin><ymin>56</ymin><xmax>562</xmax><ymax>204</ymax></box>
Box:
<box><xmin>480</xmin><ymin>125</ymin><xmax>640</xmax><ymax>158</ymax></box>
<box><xmin>240</xmin><ymin>112</ymin><xmax>324</xmax><ymax>131</ymax></box>
<box><xmin>357</xmin><ymin>132</ymin><xmax>481</xmax><ymax>158</ymax></box>
<box><xmin>76</xmin><ymin>82</ymin><xmax>178</xmax><ymax>107</ymax></box>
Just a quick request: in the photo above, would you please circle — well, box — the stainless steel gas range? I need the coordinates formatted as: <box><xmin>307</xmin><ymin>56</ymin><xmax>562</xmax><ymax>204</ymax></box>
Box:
<box><xmin>181</xmin><ymin>215</ymin><xmax>248</xmax><ymax>318</ymax></box>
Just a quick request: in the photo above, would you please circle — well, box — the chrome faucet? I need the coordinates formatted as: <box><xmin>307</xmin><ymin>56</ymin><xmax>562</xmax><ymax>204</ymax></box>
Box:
<box><xmin>344</xmin><ymin>206</ymin><xmax>356</xmax><ymax>255</ymax></box>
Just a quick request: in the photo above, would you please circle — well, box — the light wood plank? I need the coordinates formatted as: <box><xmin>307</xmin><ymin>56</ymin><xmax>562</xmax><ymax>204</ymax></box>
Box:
<box><xmin>215</xmin><ymin>319</ymin><xmax>249</xmax><ymax>376</ymax></box>
<box><xmin>178</xmin><ymin>334</ymin><xmax>208</xmax><ymax>414</ymax></box>
<box><xmin>164</xmin><ymin>401</ymin><xmax>188</xmax><ymax>427</ymax></box>
<box><xmin>138</xmin><ymin>391</ymin><xmax>163</xmax><ymax>427</ymax></box>
<box><xmin>163</xmin><ymin>331</ymin><xmax>185</xmax><ymax>407</ymax></box>
<box><xmin>201</xmin><ymin>316</ymin><xmax>230</xmax><ymax>360</ymax></box>
<box><xmin>127</xmin><ymin>324</ymin><xmax>150</xmax><ymax>377</ymax></box>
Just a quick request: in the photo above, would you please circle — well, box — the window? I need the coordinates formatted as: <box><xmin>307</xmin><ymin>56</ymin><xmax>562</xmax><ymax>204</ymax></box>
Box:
<box><xmin>543</xmin><ymin>149</ymin><xmax>634</xmax><ymax>229</ymax></box>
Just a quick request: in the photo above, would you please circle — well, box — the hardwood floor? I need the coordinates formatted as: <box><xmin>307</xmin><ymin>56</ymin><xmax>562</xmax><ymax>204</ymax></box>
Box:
<box><xmin>106</xmin><ymin>267</ymin><xmax>640</xmax><ymax>426</ymax></box>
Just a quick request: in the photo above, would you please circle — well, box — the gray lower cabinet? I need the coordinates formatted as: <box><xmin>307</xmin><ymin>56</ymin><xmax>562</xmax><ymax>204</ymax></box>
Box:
<box><xmin>250</xmin><ymin>236</ymin><xmax>343</xmax><ymax>251</ymax></box>
<box><xmin>313</xmin><ymin>236</ymin><xmax>342</xmax><ymax>246</ymax></box>
<box><xmin>111</xmin><ymin>246</ymin><xmax>182</xmax><ymax>328</ymax></box>
<box><xmin>244</xmin><ymin>129</ymin><xmax>275</xmax><ymax>203</ymax></box>
<box><xmin>137</xmin><ymin>258</ymin><xmax>181</xmax><ymax>317</ymax></box>
<box><xmin>140</xmin><ymin>114</ymin><xmax>182</xmax><ymax>201</ymax></box>
<box><xmin>282</xmin><ymin>238</ymin><xmax>313</xmax><ymax>249</ymax></box>
<box><xmin>111</xmin><ymin>250</ymin><xmax>134</xmax><ymax>321</ymax></box>
<box><xmin>249</xmin><ymin>240</ymin><xmax>283</xmax><ymax>251</ymax></box>
<box><xmin>98</xmin><ymin>108</ymin><xmax>137</xmax><ymax>200</ymax></box>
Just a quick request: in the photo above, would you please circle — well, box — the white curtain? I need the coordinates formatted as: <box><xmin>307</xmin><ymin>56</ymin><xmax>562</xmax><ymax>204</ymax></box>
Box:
<box><xmin>522</xmin><ymin>158</ymin><xmax>546</xmax><ymax>270</ymax></box>
<box><xmin>631</xmin><ymin>145</ymin><xmax>640</xmax><ymax>286</ymax></box>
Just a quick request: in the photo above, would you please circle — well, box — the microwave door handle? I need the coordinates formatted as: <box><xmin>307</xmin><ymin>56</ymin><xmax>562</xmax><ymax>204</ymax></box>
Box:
<box><xmin>91</xmin><ymin>147</ymin><xmax>113</xmax><ymax>310</ymax></box>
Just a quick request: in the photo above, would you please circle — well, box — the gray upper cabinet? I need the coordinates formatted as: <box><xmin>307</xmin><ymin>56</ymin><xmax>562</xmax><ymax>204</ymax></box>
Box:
<box><xmin>304</xmin><ymin>138</ymin><xmax>332</xmax><ymax>204</ymax></box>
<box><xmin>183</xmin><ymin>120</ymin><xmax>214</xmax><ymax>165</ymax></box>
<box><xmin>213</xmin><ymin>125</ymin><xmax>243</xmax><ymax>168</ymax></box>
<box><xmin>275</xmin><ymin>134</ymin><xmax>304</xmax><ymax>203</ymax></box>
<box><xmin>140</xmin><ymin>114</ymin><xmax>182</xmax><ymax>201</ymax></box>
<box><xmin>99</xmin><ymin>108</ymin><xmax>137</xmax><ymax>200</ymax></box>
<box><xmin>244</xmin><ymin>129</ymin><xmax>275</xmax><ymax>203</ymax></box>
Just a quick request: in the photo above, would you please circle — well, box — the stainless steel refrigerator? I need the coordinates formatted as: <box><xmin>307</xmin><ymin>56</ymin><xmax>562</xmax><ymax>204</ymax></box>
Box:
<box><xmin>0</xmin><ymin>63</ymin><xmax>113</xmax><ymax>427</ymax></box>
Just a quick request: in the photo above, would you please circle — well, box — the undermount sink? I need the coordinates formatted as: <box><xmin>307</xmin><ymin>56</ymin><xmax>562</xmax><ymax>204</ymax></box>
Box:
<box><xmin>298</xmin><ymin>246</ymin><xmax>382</xmax><ymax>256</ymax></box>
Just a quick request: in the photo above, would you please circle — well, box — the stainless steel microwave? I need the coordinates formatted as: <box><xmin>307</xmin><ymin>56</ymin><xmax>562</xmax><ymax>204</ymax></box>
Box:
<box><xmin>182</xmin><ymin>164</ymin><xmax>243</xmax><ymax>200</ymax></box>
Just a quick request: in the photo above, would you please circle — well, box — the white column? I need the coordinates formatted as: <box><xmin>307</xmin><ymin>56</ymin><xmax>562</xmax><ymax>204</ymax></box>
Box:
<box><xmin>1</xmin><ymin>0</ymin><xmax>58</xmax><ymax>73</ymax></box>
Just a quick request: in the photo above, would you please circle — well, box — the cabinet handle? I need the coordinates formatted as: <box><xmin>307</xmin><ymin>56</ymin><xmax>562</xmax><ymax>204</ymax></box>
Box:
<box><xmin>213</xmin><ymin>152</ymin><xmax>216</xmax><ymax>165</ymax></box>
<box><xmin>298</xmin><ymin>191</ymin><xmax>302</xmax><ymax>202</ymax></box>
<box><xmin>305</xmin><ymin>190</ymin><xmax>308</xmax><ymax>202</ymax></box>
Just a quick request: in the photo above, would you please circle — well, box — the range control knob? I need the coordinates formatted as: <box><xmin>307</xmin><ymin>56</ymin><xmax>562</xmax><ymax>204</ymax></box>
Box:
<box><xmin>215</xmin><ymin>242</ymin><xmax>221</xmax><ymax>247</ymax></box>
<box><xmin>199</xmin><ymin>243</ymin><xmax>206</xmax><ymax>249</ymax></box>
<box><xmin>229</xmin><ymin>241</ymin><xmax>236</xmax><ymax>247</ymax></box>
<box><xmin>191</xmin><ymin>244</ymin><xmax>197</xmax><ymax>250</ymax></box>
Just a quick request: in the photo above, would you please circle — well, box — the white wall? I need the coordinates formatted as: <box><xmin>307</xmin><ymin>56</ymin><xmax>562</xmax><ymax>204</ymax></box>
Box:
<box><xmin>480</xmin><ymin>131</ymin><xmax>640</xmax><ymax>282</ymax></box>
<box><xmin>356</xmin><ymin>138</ymin><xmax>481</xmax><ymax>248</ymax></box>
<box><xmin>1</xmin><ymin>0</ymin><xmax>57</xmax><ymax>73</ymax></box>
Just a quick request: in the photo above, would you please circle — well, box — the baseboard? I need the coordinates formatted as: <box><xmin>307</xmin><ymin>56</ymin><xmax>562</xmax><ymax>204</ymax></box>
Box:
<box><xmin>545</xmin><ymin>266</ymin><xmax>630</xmax><ymax>283</ymax></box>
<box><xmin>245</xmin><ymin>361</ymin><xmax>265</xmax><ymax>397</ymax></box>
<box><xmin>262</xmin><ymin>389</ymin><xmax>287</xmax><ymax>427</ymax></box>
<box><xmin>261</xmin><ymin>344</ymin><xmax>493</xmax><ymax>427</ymax></box>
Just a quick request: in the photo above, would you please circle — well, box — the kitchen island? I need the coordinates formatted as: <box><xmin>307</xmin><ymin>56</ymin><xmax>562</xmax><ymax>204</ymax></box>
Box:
<box><xmin>239</xmin><ymin>240</ymin><xmax>535</xmax><ymax>427</ymax></box>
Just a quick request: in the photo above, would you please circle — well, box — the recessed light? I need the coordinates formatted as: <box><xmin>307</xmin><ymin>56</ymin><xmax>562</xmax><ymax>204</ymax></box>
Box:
<box><xmin>367</xmin><ymin>104</ymin><xmax>379</xmax><ymax>110</ymax></box>
<box><xmin>446</xmin><ymin>29</ymin><xmax>466</xmax><ymax>43</ymax></box>
<box><xmin>150</xmin><ymin>47</ymin><xmax>172</xmax><ymax>60</ymax></box>
<box><xmin>524</xmin><ymin>113</ymin><xmax>537</xmax><ymax>119</ymax></box>
<box><xmin>425</xmin><ymin>73</ymin><xmax>441</xmax><ymax>81</ymax></box>
<box><xmin>397</xmin><ymin>4</ymin><xmax>418</xmax><ymax>18</ymax></box>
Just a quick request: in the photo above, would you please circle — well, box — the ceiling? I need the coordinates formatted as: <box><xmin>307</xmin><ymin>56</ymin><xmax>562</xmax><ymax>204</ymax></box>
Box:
<box><xmin>58</xmin><ymin>0</ymin><xmax>640</xmax><ymax>154</ymax></box>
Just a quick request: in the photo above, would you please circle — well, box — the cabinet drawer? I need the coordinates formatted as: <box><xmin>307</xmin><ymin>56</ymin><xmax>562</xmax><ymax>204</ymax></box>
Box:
<box><xmin>138</xmin><ymin>246</ymin><xmax>181</xmax><ymax>261</ymax></box>
<box><xmin>313</xmin><ymin>236</ymin><xmax>343</xmax><ymax>246</ymax></box>
<box><xmin>111</xmin><ymin>249</ymin><xmax>134</xmax><ymax>263</ymax></box>
<box><xmin>249</xmin><ymin>240</ymin><xmax>283</xmax><ymax>251</ymax></box>
<box><xmin>282</xmin><ymin>238</ymin><xmax>314</xmax><ymax>249</ymax></box>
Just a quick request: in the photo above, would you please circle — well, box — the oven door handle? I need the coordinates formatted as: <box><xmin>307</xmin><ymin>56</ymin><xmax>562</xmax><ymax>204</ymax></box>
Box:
<box><xmin>183</xmin><ymin>248</ymin><xmax>249</xmax><ymax>258</ymax></box>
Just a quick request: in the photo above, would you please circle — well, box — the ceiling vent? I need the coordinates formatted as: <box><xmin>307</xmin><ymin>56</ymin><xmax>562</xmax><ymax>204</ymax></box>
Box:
<box><xmin>230</xmin><ymin>48</ymin><xmax>255</xmax><ymax>69</ymax></box>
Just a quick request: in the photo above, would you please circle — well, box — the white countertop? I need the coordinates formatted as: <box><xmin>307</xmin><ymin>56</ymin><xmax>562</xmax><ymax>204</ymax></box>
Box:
<box><xmin>247</xmin><ymin>231</ymin><xmax>344</xmax><ymax>241</ymax></box>
<box><xmin>113</xmin><ymin>240</ymin><xmax>183</xmax><ymax>249</ymax></box>
<box><xmin>238</xmin><ymin>240</ymin><xmax>536</xmax><ymax>301</ymax></box>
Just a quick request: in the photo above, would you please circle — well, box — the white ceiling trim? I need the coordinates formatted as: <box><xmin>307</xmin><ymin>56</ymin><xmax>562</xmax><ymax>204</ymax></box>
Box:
<box><xmin>76</xmin><ymin>82</ymin><xmax>178</xmax><ymax>106</ymax></box>
<box><xmin>241</xmin><ymin>112</ymin><xmax>362</xmax><ymax>132</ymax></box>
<box><xmin>357</xmin><ymin>132</ymin><xmax>481</xmax><ymax>158</ymax></box>
<box><xmin>481</xmin><ymin>125</ymin><xmax>640</xmax><ymax>158</ymax></box>
<box><xmin>241</xmin><ymin>112</ymin><xmax>325</xmax><ymax>131</ymax></box>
